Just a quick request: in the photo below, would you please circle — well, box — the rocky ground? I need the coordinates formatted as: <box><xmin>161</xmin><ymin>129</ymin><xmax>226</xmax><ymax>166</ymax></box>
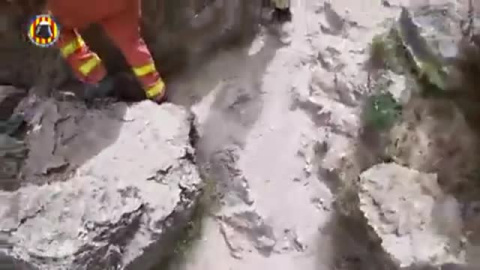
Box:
<box><xmin>166</xmin><ymin>0</ymin><xmax>480</xmax><ymax>269</ymax></box>
<box><xmin>1</xmin><ymin>98</ymin><xmax>202</xmax><ymax>269</ymax></box>
<box><xmin>2</xmin><ymin>0</ymin><xmax>480</xmax><ymax>269</ymax></box>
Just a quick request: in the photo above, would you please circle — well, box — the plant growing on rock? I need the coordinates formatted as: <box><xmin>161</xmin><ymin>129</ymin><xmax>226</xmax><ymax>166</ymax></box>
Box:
<box><xmin>363</xmin><ymin>91</ymin><xmax>402</xmax><ymax>132</ymax></box>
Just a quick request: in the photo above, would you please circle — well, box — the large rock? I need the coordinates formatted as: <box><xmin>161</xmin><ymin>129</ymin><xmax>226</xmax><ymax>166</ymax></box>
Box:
<box><xmin>370</xmin><ymin>2</ymin><xmax>469</xmax><ymax>98</ymax></box>
<box><xmin>396</xmin><ymin>4</ymin><xmax>463</xmax><ymax>91</ymax></box>
<box><xmin>358</xmin><ymin>163</ymin><xmax>464</xmax><ymax>269</ymax></box>
<box><xmin>0</xmin><ymin>0</ymin><xmax>264</xmax><ymax>91</ymax></box>
<box><xmin>0</xmin><ymin>98</ymin><xmax>202</xmax><ymax>269</ymax></box>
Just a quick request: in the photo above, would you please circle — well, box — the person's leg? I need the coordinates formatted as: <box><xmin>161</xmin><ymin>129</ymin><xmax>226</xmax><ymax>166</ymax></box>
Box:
<box><xmin>55</xmin><ymin>28</ymin><xmax>107</xmax><ymax>84</ymax></box>
<box><xmin>272</xmin><ymin>0</ymin><xmax>291</xmax><ymax>22</ymax></box>
<box><xmin>272</xmin><ymin>0</ymin><xmax>290</xmax><ymax>10</ymax></box>
<box><xmin>99</xmin><ymin>0</ymin><xmax>165</xmax><ymax>102</ymax></box>
<box><xmin>54</xmin><ymin>27</ymin><xmax>114</xmax><ymax>100</ymax></box>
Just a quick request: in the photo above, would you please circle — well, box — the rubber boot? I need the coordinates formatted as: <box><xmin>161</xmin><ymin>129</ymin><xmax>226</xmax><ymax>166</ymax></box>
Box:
<box><xmin>152</xmin><ymin>90</ymin><xmax>167</xmax><ymax>104</ymax></box>
<box><xmin>273</xmin><ymin>7</ymin><xmax>292</xmax><ymax>23</ymax></box>
<box><xmin>83</xmin><ymin>76</ymin><xmax>115</xmax><ymax>102</ymax></box>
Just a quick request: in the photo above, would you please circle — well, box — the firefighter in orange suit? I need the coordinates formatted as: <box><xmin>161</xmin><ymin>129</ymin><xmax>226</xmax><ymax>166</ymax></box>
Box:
<box><xmin>46</xmin><ymin>0</ymin><xmax>166</xmax><ymax>103</ymax></box>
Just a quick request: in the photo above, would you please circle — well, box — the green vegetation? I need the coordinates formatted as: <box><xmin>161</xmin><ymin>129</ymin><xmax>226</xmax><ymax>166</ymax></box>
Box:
<box><xmin>363</xmin><ymin>92</ymin><xmax>402</xmax><ymax>131</ymax></box>
<box><xmin>364</xmin><ymin>21</ymin><xmax>453</xmax><ymax>132</ymax></box>
<box><xmin>362</xmin><ymin>14</ymin><xmax>480</xmax><ymax>199</ymax></box>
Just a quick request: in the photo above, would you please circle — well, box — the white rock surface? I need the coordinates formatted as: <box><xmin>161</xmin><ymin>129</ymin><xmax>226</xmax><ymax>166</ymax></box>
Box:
<box><xmin>1</xmin><ymin>0</ymin><xmax>477</xmax><ymax>269</ymax></box>
<box><xmin>0</xmin><ymin>99</ymin><xmax>202</xmax><ymax>269</ymax></box>
<box><xmin>166</xmin><ymin>0</ymin><xmax>475</xmax><ymax>270</ymax></box>
<box><xmin>167</xmin><ymin>1</ymin><xmax>394</xmax><ymax>269</ymax></box>
<box><xmin>359</xmin><ymin>163</ymin><xmax>464</xmax><ymax>268</ymax></box>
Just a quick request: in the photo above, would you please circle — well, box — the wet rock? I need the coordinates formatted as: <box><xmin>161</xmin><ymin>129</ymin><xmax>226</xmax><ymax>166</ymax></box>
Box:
<box><xmin>358</xmin><ymin>163</ymin><xmax>464</xmax><ymax>268</ymax></box>
<box><xmin>0</xmin><ymin>99</ymin><xmax>202</xmax><ymax>269</ymax></box>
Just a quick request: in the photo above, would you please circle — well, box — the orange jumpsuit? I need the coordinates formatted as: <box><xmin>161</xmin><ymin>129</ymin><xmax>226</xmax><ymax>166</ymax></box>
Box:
<box><xmin>47</xmin><ymin>0</ymin><xmax>165</xmax><ymax>100</ymax></box>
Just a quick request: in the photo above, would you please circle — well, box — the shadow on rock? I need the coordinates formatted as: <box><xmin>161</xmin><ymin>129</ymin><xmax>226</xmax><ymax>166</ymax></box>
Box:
<box><xmin>0</xmin><ymin>86</ymin><xmax>27</xmax><ymax>121</ymax></box>
<box><xmin>20</xmin><ymin>98</ymin><xmax>127</xmax><ymax>186</ymax></box>
<box><xmin>187</xmin><ymin>31</ymin><xmax>282</xmax><ymax>147</ymax></box>
<box><xmin>0</xmin><ymin>85</ymin><xmax>28</xmax><ymax>191</ymax></box>
<box><xmin>193</xmin><ymin>32</ymin><xmax>283</xmax><ymax>204</ymax></box>
<box><xmin>320</xmin><ymin>210</ymin><xmax>396</xmax><ymax>270</ymax></box>
<box><xmin>153</xmin><ymin>30</ymin><xmax>283</xmax><ymax>269</ymax></box>
<box><xmin>0</xmin><ymin>102</ymin><xmax>202</xmax><ymax>270</ymax></box>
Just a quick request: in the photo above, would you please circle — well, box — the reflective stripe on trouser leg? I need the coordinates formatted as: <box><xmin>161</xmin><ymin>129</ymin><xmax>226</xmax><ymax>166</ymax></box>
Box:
<box><xmin>145</xmin><ymin>79</ymin><xmax>165</xmax><ymax>99</ymax></box>
<box><xmin>78</xmin><ymin>55</ymin><xmax>102</xmax><ymax>77</ymax></box>
<box><xmin>132</xmin><ymin>62</ymin><xmax>165</xmax><ymax>99</ymax></box>
<box><xmin>56</xmin><ymin>29</ymin><xmax>107</xmax><ymax>84</ymax></box>
<box><xmin>272</xmin><ymin>0</ymin><xmax>289</xmax><ymax>9</ymax></box>
<box><xmin>132</xmin><ymin>63</ymin><xmax>157</xmax><ymax>77</ymax></box>
<box><xmin>59</xmin><ymin>35</ymin><xmax>86</xmax><ymax>58</ymax></box>
<box><xmin>100</xmin><ymin>0</ymin><xmax>162</xmax><ymax>97</ymax></box>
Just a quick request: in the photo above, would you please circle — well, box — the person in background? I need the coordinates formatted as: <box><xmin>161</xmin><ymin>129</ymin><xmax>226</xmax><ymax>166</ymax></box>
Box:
<box><xmin>272</xmin><ymin>0</ymin><xmax>291</xmax><ymax>22</ymax></box>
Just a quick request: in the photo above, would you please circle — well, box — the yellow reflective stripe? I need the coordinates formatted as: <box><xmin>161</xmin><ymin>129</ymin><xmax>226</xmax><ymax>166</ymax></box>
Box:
<box><xmin>60</xmin><ymin>37</ymin><xmax>85</xmax><ymax>58</ymax></box>
<box><xmin>132</xmin><ymin>63</ymin><xmax>156</xmax><ymax>77</ymax></box>
<box><xmin>29</xmin><ymin>24</ymin><xmax>34</xmax><ymax>40</ymax></box>
<box><xmin>52</xmin><ymin>23</ymin><xmax>58</xmax><ymax>42</ymax></box>
<box><xmin>78</xmin><ymin>55</ymin><xmax>101</xmax><ymax>76</ymax></box>
<box><xmin>145</xmin><ymin>80</ymin><xmax>165</xmax><ymax>99</ymax></box>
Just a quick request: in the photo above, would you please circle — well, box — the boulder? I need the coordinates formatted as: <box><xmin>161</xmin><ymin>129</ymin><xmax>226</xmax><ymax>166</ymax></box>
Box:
<box><xmin>0</xmin><ymin>99</ymin><xmax>202</xmax><ymax>269</ymax></box>
<box><xmin>358</xmin><ymin>163</ymin><xmax>464</xmax><ymax>269</ymax></box>
<box><xmin>396</xmin><ymin>3</ymin><xmax>465</xmax><ymax>91</ymax></box>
